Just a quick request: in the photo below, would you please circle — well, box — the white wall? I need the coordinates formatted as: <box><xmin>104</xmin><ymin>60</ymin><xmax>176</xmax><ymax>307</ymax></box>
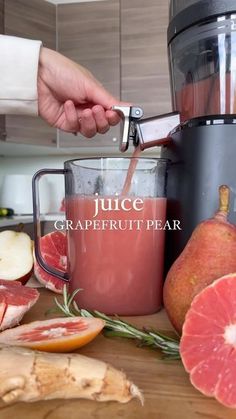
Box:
<box><xmin>0</xmin><ymin>147</ymin><xmax>161</xmax><ymax>214</ymax></box>
<box><xmin>0</xmin><ymin>155</ymin><xmax>74</xmax><ymax>213</ymax></box>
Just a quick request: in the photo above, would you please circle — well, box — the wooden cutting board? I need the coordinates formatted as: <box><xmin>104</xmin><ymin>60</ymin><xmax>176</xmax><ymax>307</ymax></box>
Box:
<box><xmin>0</xmin><ymin>289</ymin><xmax>233</xmax><ymax>419</ymax></box>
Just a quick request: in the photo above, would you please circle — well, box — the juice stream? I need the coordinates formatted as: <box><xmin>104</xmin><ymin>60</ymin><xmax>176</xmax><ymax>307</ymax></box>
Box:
<box><xmin>122</xmin><ymin>146</ymin><xmax>141</xmax><ymax>195</ymax></box>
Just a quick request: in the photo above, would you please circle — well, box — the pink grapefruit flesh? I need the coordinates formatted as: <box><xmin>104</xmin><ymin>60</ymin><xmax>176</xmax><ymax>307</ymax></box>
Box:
<box><xmin>34</xmin><ymin>231</ymin><xmax>67</xmax><ymax>294</ymax></box>
<box><xmin>0</xmin><ymin>280</ymin><xmax>39</xmax><ymax>330</ymax></box>
<box><xmin>0</xmin><ymin>317</ymin><xmax>105</xmax><ymax>352</ymax></box>
<box><xmin>180</xmin><ymin>273</ymin><xmax>236</xmax><ymax>408</ymax></box>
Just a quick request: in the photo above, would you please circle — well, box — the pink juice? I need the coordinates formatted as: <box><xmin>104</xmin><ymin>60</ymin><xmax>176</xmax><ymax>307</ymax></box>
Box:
<box><xmin>66</xmin><ymin>195</ymin><xmax>167</xmax><ymax>315</ymax></box>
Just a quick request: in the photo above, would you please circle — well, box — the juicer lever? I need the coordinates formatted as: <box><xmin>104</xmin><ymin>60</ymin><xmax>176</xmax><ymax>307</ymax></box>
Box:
<box><xmin>113</xmin><ymin>105</ymin><xmax>181</xmax><ymax>152</ymax></box>
<box><xmin>112</xmin><ymin>105</ymin><xmax>144</xmax><ymax>152</ymax></box>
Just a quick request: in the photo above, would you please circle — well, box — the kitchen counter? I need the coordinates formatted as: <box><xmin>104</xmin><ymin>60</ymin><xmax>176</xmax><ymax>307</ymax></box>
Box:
<box><xmin>0</xmin><ymin>289</ymin><xmax>233</xmax><ymax>419</ymax></box>
<box><xmin>0</xmin><ymin>215</ymin><xmax>35</xmax><ymax>228</ymax></box>
<box><xmin>0</xmin><ymin>214</ymin><xmax>64</xmax><ymax>228</ymax></box>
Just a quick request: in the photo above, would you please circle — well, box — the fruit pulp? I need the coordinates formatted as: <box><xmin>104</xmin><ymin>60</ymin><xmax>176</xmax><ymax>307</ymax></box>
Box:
<box><xmin>176</xmin><ymin>74</ymin><xmax>236</xmax><ymax>121</ymax></box>
<box><xmin>66</xmin><ymin>196</ymin><xmax>167</xmax><ymax>315</ymax></box>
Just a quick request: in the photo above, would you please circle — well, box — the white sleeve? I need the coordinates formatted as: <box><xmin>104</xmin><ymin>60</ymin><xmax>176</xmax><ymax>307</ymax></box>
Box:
<box><xmin>0</xmin><ymin>35</ymin><xmax>42</xmax><ymax>116</ymax></box>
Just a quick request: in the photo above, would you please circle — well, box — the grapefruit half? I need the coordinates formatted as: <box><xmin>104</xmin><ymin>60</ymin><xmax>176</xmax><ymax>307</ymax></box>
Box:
<box><xmin>0</xmin><ymin>316</ymin><xmax>105</xmax><ymax>352</ymax></box>
<box><xmin>34</xmin><ymin>231</ymin><xmax>67</xmax><ymax>294</ymax></box>
<box><xmin>180</xmin><ymin>273</ymin><xmax>236</xmax><ymax>408</ymax></box>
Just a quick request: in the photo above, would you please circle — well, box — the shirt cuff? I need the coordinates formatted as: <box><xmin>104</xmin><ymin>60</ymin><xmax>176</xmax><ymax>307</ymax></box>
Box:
<box><xmin>0</xmin><ymin>35</ymin><xmax>42</xmax><ymax>116</ymax></box>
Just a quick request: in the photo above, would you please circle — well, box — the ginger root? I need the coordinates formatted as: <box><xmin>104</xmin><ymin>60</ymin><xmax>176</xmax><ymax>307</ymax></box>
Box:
<box><xmin>0</xmin><ymin>345</ymin><xmax>143</xmax><ymax>404</ymax></box>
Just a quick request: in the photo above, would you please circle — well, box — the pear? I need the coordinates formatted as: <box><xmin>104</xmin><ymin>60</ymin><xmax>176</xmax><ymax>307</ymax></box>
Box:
<box><xmin>163</xmin><ymin>185</ymin><xmax>236</xmax><ymax>335</ymax></box>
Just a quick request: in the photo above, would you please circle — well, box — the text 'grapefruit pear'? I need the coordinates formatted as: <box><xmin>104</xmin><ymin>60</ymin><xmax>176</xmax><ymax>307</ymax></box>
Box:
<box><xmin>163</xmin><ymin>185</ymin><xmax>236</xmax><ymax>334</ymax></box>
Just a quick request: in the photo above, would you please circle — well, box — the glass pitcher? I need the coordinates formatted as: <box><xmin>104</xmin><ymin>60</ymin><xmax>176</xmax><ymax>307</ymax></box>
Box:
<box><xmin>33</xmin><ymin>157</ymin><xmax>168</xmax><ymax>315</ymax></box>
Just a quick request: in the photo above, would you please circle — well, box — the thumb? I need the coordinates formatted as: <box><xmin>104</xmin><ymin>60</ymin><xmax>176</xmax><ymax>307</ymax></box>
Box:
<box><xmin>86</xmin><ymin>80</ymin><xmax>132</xmax><ymax>126</ymax></box>
<box><xmin>86</xmin><ymin>80</ymin><xmax>119</xmax><ymax>110</ymax></box>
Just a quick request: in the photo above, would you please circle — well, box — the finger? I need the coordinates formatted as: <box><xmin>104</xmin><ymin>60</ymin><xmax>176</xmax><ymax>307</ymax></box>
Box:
<box><xmin>105</xmin><ymin>109</ymin><xmax>121</xmax><ymax>126</ymax></box>
<box><xmin>64</xmin><ymin>100</ymin><xmax>80</xmax><ymax>132</ymax></box>
<box><xmin>86</xmin><ymin>79</ymin><xmax>118</xmax><ymax>110</ymax></box>
<box><xmin>79</xmin><ymin>109</ymin><xmax>97</xmax><ymax>138</ymax></box>
<box><xmin>86</xmin><ymin>73</ymin><xmax>131</xmax><ymax>111</ymax></box>
<box><xmin>92</xmin><ymin>105</ymin><xmax>110</xmax><ymax>134</ymax></box>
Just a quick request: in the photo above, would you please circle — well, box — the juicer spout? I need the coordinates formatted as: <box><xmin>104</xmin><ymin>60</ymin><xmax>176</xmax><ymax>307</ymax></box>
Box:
<box><xmin>136</xmin><ymin>112</ymin><xmax>181</xmax><ymax>150</ymax></box>
<box><xmin>112</xmin><ymin>105</ymin><xmax>180</xmax><ymax>151</ymax></box>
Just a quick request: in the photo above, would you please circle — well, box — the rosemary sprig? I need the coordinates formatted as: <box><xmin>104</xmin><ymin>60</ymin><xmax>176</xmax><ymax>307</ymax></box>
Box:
<box><xmin>54</xmin><ymin>285</ymin><xmax>180</xmax><ymax>359</ymax></box>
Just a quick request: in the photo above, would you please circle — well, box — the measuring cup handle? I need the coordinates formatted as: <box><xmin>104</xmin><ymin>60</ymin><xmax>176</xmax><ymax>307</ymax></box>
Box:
<box><xmin>32</xmin><ymin>168</ymin><xmax>69</xmax><ymax>282</ymax></box>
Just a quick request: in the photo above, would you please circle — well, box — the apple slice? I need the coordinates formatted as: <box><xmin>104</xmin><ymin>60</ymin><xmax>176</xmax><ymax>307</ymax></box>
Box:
<box><xmin>0</xmin><ymin>230</ymin><xmax>34</xmax><ymax>284</ymax></box>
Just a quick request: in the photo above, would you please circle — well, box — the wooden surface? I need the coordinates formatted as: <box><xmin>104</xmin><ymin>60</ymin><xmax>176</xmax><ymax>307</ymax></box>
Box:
<box><xmin>4</xmin><ymin>116</ymin><xmax>57</xmax><ymax>147</ymax></box>
<box><xmin>5</xmin><ymin>0</ymin><xmax>55</xmax><ymax>47</ymax></box>
<box><xmin>4</xmin><ymin>0</ymin><xmax>56</xmax><ymax>147</ymax></box>
<box><xmin>57</xmin><ymin>0</ymin><xmax>120</xmax><ymax>149</ymax></box>
<box><xmin>0</xmin><ymin>0</ymin><xmax>3</xmax><ymax>34</ymax></box>
<box><xmin>0</xmin><ymin>288</ymin><xmax>234</xmax><ymax>419</ymax></box>
<box><xmin>0</xmin><ymin>115</ymin><xmax>5</xmax><ymax>142</ymax></box>
<box><xmin>121</xmin><ymin>0</ymin><xmax>172</xmax><ymax>117</ymax></box>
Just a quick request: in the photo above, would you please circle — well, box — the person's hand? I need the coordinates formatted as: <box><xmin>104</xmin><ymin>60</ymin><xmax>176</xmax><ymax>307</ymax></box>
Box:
<box><xmin>38</xmin><ymin>47</ymin><xmax>123</xmax><ymax>137</ymax></box>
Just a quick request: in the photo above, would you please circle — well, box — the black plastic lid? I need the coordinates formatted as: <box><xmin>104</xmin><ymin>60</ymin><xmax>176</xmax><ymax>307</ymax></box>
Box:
<box><xmin>168</xmin><ymin>0</ymin><xmax>236</xmax><ymax>44</ymax></box>
<box><xmin>175</xmin><ymin>115</ymin><xmax>236</xmax><ymax>133</ymax></box>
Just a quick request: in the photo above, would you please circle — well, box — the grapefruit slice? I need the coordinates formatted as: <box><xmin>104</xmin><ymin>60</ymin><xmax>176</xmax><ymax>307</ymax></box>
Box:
<box><xmin>0</xmin><ymin>279</ymin><xmax>39</xmax><ymax>330</ymax></box>
<box><xmin>180</xmin><ymin>273</ymin><xmax>236</xmax><ymax>408</ymax></box>
<box><xmin>0</xmin><ymin>316</ymin><xmax>105</xmax><ymax>352</ymax></box>
<box><xmin>34</xmin><ymin>231</ymin><xmax>67</xmax><ymax>294</ymax></box>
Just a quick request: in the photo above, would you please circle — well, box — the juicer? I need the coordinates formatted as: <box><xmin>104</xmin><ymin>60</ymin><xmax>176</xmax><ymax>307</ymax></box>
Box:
<box><xmin>115</xmin><ymin>0</ymin><xmax>236</xmax><ymax>263</ymax></box>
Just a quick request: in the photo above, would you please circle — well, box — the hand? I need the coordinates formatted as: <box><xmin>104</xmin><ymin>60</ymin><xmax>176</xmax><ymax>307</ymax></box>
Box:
<box><xmin>38</xmin><ymin>47</ymin><xmax>123</xmax><ymax>137</ymax></box>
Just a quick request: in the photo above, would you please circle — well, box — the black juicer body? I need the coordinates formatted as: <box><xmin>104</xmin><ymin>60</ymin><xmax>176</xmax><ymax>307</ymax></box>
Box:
<box><xmin>161</xmin><ymin>117</ymin><xmax>236</xmax><ymax>263</ymax></box>
<box><xmin>164</xmin><ymin>0</ymin><xmax>236</xmax><ymax>262</ymax></box>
